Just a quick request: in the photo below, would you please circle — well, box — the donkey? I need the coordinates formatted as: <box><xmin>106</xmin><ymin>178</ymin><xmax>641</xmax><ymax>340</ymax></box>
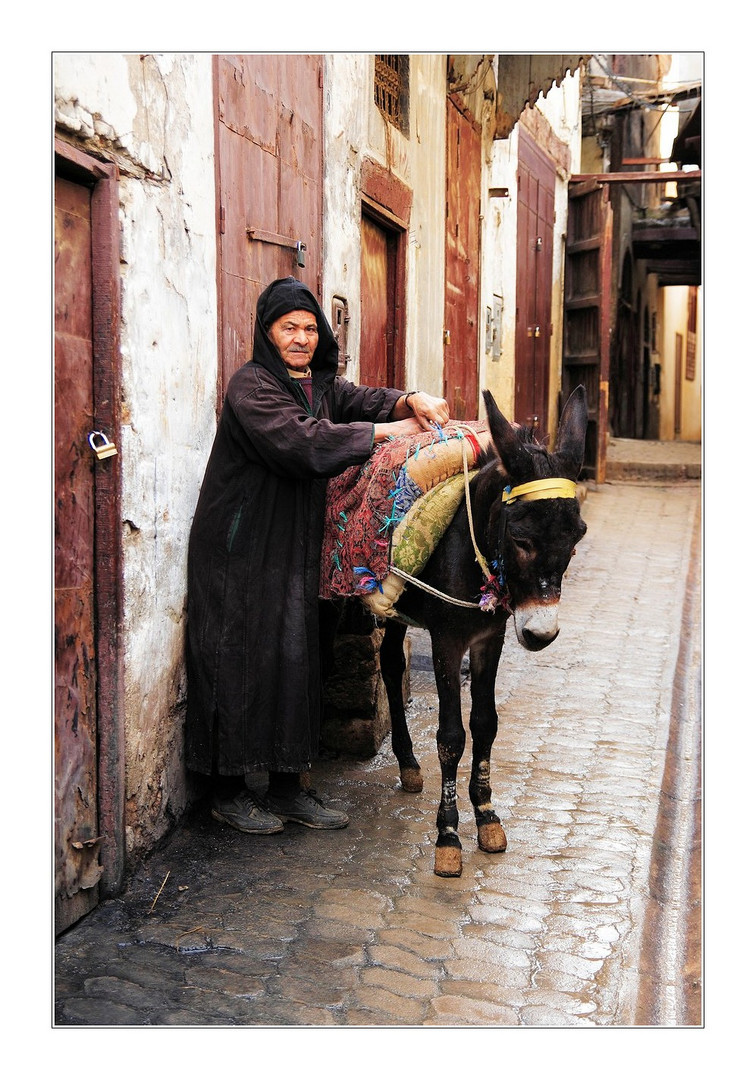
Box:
<box><xmin>378</xmin><ymin>386</ymin><xmax>588</xmax><ymax>877</ymax></box>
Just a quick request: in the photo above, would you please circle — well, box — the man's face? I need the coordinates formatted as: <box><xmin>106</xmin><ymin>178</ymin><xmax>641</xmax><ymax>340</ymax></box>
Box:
<box><xmin>267</xmin><ymin>309</ymin><xmax>319</xmax><ymax>371</ymax></box>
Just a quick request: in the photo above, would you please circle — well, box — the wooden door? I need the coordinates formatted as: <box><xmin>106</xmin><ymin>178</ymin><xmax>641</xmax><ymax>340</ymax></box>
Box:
<box><xmin>55</xmin><ymin>146</ymin><xmax>125</xmax><ymax>932</ymax></box>
<box><xmin>360</xmin><ymin>212</ymin><xmax>401</xmax><ymax>387</ymax></box>
<box><xmin>444</xmin><ymin>97</ymin><xmax>481</xmax><ymax>420</ymax></box>
<box><xmin>515</xmin><ymin>131</ymin><xmax>555</xmax><ymax>432</ymax></box>
<box><xmin>55</xmin><ymin>174</ymin><xmax>101</xmax><ymax>932</ymax></box>
<box><xmin>54</xmin><ymin>144</ymin><xmax>123</xmax><ymax>934</ymax></box>
<box><xmin>215</xmin><ymin>54</ymin><xmax>324</xmax><ymax>398</ymax></box>
<box><xmin>562</xmin><ymin>178</ymin><xmax>613</xmax><ymax>481</ymax></box>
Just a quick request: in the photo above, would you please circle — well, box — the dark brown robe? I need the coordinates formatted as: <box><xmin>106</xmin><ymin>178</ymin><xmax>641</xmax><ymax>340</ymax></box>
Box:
<box><xmin>185</xmin><ymin>278</ymin><xmax>401</xmax><ymax>776</ymax></box>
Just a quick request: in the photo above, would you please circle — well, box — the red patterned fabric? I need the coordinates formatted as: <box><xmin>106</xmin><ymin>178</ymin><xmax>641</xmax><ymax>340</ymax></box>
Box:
<box><xmin>320</xmin><ymin>422</ymin><xmax>488</xmax><ymax>599</ymax></box>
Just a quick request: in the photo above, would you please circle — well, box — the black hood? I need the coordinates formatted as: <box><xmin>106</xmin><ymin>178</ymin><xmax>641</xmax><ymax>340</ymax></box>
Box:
<box><xmin>253</xmin><ymin>277</ymin><xmax>339</xmax><ymax>386</ymax></box>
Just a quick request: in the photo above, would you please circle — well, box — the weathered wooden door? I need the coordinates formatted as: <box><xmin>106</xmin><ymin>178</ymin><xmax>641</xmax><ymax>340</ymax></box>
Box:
<box><xmin>54</xmin><ymin>143</ymin><xmax>123</xmax><ymax>934</ymax></box>
<box><xmin>515</xmin><ymin>130</ymin><xmax>555</xmax><ymax>433</ymax></box>
<box><xmin>562</xmin><ymin>178</ymin><xmax>613</xmax><ymax>481</ymax></box>
<box><xmin>444</xmin><ymin>97</ymin><xmax>481</xmax><ymax>420</ymax></box>
<box><xmin>215</xmin><ymin>54</ymin><xmax>324</xmax><ymax>397</ymax></box>
<box><xmin>360</xmin><ymin>211</ymin><xmax>402</xmax><ymax>387</ymax></box>
<box><xmin>55</xmin><ymin>173</ymin><xmax>100</xmax><ymax>933</ymax></box>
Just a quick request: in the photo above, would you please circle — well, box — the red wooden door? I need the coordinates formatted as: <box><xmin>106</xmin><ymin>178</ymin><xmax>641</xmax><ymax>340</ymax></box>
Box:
<box><xmin>215</xmin><ymin>54</ymin><xmax>324</xmax><ymax>397</ymax></box>
<box><xmin>444</xmin><ymin>98</ymin><xmax>481</xmax><ymax>420</ymax></box>
<box><xmin>54</xmin><ymin>143</ymin><xmax>123</xmax><ymax>934</ymax></box>
<box><xmin>360</xmin><ymin>212</ymin><xmax>401</xmax><ymax>387</ymax></box>
<box><xmin>515</xmin><ymin>131</ymin><xmax>555</xmax><ymax>433</ymax></box>
<box><xmin>55</xmin><ymin>175</ymin><xmax>102</xmax><ymax>931</ymax></box>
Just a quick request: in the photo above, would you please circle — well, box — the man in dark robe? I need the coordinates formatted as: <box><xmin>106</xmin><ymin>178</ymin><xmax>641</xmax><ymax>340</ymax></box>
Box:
<box><xmin>186</xmin><ymin>277</ymin><xmax>449</xmax><ymax>834</ymax></box>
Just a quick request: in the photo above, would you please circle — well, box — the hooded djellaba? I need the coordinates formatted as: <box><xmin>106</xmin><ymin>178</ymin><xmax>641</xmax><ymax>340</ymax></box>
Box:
<box><xmin>185</xmin><ymin>277</ymin><xmax>407</xmax><ymax>820</ymax></box>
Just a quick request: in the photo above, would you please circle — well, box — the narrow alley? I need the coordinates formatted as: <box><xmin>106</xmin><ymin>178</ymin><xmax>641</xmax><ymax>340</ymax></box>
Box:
<box><xmin>54</xmin><ymin>464</ymin><xmax>702</xmax><ymax>1029</ymax></box>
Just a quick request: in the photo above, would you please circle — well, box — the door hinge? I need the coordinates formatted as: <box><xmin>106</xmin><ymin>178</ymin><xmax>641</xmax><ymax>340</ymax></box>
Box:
<box><xmin>219</xmin><ymin>204</ymin><xmax>226</xmax><ymax>235</ymax></box>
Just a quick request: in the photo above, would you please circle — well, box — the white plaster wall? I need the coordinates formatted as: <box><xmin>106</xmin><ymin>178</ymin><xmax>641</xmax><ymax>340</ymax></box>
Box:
<box><xmin>54</xmin><ymin>53</ymin><xmax>218</xmax><ymax>855</ymax></box>
<box><xmin>322</xmin><ymin>54</ymin><xmax>447</xmax><ymax>398</ymax></box>
<box><xmin>480</xmin><ymin>126</ymin><xmax>519</xmax><ymax>418</ymax></box>
<box><xmin>403</xmin><ymin>56</ymin><xmax>447</xmax><ymax>397</ymax></box>
<box><xmin>322</xmin><ymin>53</ymin><xmax>369</xmax><ymax>385</ymax></box>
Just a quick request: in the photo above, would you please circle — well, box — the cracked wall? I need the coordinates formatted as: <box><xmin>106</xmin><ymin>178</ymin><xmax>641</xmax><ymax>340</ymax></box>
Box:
<box><xmin>54</xmin><ymin>53</ymin><xmax>219</xmax><ymax>858</ymax></box>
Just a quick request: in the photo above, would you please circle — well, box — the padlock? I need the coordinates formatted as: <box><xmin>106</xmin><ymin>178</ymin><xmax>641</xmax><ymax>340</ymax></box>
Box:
<box><xmin>88</xmin><ymin>430</ymin><xmax>118</xmax><ymax>460</ymax></box>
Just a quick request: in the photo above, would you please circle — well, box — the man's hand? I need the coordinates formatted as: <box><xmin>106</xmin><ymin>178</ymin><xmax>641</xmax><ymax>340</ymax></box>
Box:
<box><xmin>373</xmin><ymin>417</ymin><xmax>426</xmax><ymax>442</ymax></box>
<box><xmin>391</xmin><ymin>391</ymin><xmax>450</xmax><ymax>430</ymax></box>
<box><xmin>407</xmin><ymin>392</ymin><xmax>450</xmax><ymax>430</ymax></box>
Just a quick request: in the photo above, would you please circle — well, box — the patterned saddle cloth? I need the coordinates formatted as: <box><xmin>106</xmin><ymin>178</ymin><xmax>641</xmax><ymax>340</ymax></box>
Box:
<box><xmin>320</xmin><ymin>422</ymin><xmax>489</xmax><ymax>618</ymax></box>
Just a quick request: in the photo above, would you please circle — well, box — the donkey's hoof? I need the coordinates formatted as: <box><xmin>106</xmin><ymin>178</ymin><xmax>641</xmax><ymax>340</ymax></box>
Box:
<box><xmin>478</xmin><ymin>822</ymin><xmax>507</xmax><ymax>853</ymax></box>
<box><xmin>434</xmin><ymin>845</ymin><xmax>463</xmax><ymax>877</ymax></box>
<box><xmin>400</xmin><ymin>766</ymin><xmax>423</xmax><ymax>793</ymax></box>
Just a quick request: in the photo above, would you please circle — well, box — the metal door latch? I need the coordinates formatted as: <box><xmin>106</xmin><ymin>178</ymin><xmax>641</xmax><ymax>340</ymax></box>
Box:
<box><xmin>247</xmin><ymin>228</ymin><xmax>306</xmax><ymax>269</ymax></box>
<box><xmin>88</xmin><ymin>431</ymin><xmax>118</xmax><ymax>460</ymax></box>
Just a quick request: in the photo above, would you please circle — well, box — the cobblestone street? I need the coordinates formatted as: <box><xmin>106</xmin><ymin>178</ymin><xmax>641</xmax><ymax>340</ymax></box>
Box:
<box><xmin>52</xmin><ymin>473</ymin><xmax>703</xmax><ymax>1038</ymax></box>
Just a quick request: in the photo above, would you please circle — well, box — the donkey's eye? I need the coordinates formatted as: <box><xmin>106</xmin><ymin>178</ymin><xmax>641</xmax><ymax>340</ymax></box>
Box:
<box><xmin>512</xmin><ymin>537</ymin><xmax>535</xmax><ymax>556</ymax></box>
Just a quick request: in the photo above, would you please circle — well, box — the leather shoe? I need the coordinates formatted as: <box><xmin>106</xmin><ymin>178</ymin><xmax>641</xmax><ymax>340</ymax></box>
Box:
<box><xmin>265</xmin><ymin>788</ymin><xmax>349</xmax><ymax>830</ymax></box>
<box><xmin>211</xmin><ymin>789</ymin><xmax>284</xmax><ymax>834</ymax></box>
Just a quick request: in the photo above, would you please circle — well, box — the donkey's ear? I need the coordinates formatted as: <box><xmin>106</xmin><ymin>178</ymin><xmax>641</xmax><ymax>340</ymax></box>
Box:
<box><xmin>553</xmin><ymin>385</ymin><xmax>588</xmax><ymax>480</ymax></box>
<box><xmin>482</xmin><ymin>389</ymin><xmax>532</xmax><ymax>478</ymax></box>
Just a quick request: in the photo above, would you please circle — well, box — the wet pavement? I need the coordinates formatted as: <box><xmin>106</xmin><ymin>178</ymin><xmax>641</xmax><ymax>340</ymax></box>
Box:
<box><xmin>54</xmin><ymin>451</ymin><xmax>702</xmax><ymax>1030</ymax></box>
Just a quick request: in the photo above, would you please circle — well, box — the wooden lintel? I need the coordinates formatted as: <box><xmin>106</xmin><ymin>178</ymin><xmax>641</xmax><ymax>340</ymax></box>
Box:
<box><xmin>570</xmin><ymin>170</ymin><xmax>701</xmax><ymax>184</ymax></box>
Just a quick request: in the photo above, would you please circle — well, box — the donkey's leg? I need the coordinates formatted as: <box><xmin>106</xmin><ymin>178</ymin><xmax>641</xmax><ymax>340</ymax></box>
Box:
<box><xmin>380</xmin><ymin>620</ymin><xmax>423</xmax><ymax>792</ymax></box>
<box><xmin>430</xmin><ymin>632</ymin><xmax>467</xmax><ymax>877</ymax></box>
<box><xmin>468</xmin><ymin>631</ymin><xmax>507</xmax><ymax>854</ymax></box>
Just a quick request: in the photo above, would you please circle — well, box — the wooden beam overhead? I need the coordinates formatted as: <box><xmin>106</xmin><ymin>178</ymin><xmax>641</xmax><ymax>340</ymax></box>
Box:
<box><xmin>570</xmin><ymin>170</ymin><xmax>701</xmax><ymax>184</ymax></box>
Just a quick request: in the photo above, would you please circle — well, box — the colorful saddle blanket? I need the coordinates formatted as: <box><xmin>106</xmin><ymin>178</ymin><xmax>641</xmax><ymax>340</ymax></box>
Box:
<box><xmin>320</xmin><ymin>422</ymin><xmax>490</xmax><ymax>618</ymax></box>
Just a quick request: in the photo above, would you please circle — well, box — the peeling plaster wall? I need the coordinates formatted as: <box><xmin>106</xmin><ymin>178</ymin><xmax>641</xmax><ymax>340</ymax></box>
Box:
<box><xmin>322</xmin><ymin>54</ymin><xmax>365</xmax><ymax>382</ymax></box>
<box><xmin>322</xmin><ymin>54</ymin><xmax>447</xmax><ymax>398</ymax></box>
<box><xmin>54</xmin><ymin>53</ymin><xmax>218</xmax><ymax>858</ymax></box>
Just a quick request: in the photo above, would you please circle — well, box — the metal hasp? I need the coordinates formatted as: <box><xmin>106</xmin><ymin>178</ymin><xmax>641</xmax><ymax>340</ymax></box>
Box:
<box><xmin>246</xmin><ymin>227</ymin><xmax>307</xmax><ymax>269</ymax></box>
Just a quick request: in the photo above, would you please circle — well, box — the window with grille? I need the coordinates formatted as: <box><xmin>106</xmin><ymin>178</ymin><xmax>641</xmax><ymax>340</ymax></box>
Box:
<box><xmin>374</xmin><ymin>54</ymin><xmax>409</xmax><ymax>136</ymax></box>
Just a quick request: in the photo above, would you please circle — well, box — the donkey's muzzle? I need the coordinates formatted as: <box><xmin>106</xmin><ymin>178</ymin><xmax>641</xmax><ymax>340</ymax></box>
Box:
<box><xmin>521</xmin><ymin>625</ymin><xmax>560</xmax><ymax>651</ymax></box>
<box><xmin>513</xmin><ymin>601</ymin><xmax>561</xmax><ymax>651</ymax></box>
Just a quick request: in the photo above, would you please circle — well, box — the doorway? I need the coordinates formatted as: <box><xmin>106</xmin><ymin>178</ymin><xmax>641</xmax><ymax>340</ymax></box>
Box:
<box><xmin>54</xmin><ymin>142</ymin><xmax>123</xmax><ymax>933</ymax></box>
<box><xmin>360</xmin><ymin>210</ymin><xmax>403</xmax><ymax>388</ymax></box>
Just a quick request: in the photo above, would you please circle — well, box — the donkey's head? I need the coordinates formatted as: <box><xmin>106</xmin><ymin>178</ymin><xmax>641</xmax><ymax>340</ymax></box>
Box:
<box><xmin>482</xmin><ymin>386</ymin><xmax>588</xmax><ymax>651</ymax></box>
